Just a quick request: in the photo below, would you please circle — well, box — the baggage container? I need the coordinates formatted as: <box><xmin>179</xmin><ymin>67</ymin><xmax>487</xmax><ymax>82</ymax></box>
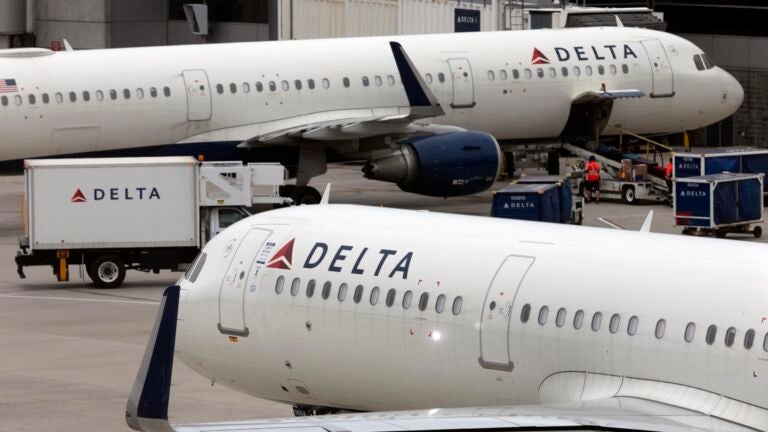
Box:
<box><xmin>674</xmin><ymin>173</ymin><xmax>764</xmax><ymax>238</ymax></box>
<box><xmin>515</xmin><ymin>174</ymin><xmax>582</xmax><ymax>224</ymax></box>
<box><xmin>491</xmin><ymin>183</ymin><xmax>560</xmax><ymax>223</ymax></box>
<box><xmin>674</xmin><ymin>148</ymin><xmax>768</xmax><ymax>193</ymax></box>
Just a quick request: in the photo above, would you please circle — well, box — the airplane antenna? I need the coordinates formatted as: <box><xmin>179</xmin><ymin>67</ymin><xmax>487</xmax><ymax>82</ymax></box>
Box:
<box><xmin>640</xmin><ymin>210</ymin><xmax>654</xmax><ymax>233</ymax></box>
<box><xmin>615</xmin><ymin>15</ymin><xmax>625</xmax><ymax>28</ymax></box>
<box><xmin>320</xmin><ymin>183</ymin><xmax>331</xmax><ymax>205</ymax></box>
<box><xmin>61</xmin><ymin>38</ymin><xmax>74</xmax><ymax>51</ymax></box>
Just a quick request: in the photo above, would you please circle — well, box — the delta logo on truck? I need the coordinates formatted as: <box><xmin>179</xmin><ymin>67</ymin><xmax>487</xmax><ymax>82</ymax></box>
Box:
<box><xmin>70</xmin><ymin>187</ymin><xmax>161</xmax><ymax>203</ymax></box>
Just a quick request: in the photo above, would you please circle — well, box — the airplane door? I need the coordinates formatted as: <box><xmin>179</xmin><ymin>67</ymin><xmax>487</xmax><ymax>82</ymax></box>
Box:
<box><xmin>182</xmin><ymin>69</ymin><xmax>212</xmax><ymax>121</ymax></box>
<box><xmin>447</xmin><ymin>58</ymin><xmax>476</xmax><ymax>108</ymax></box>
<box><xmin>218</xmin><ymin>228</ymin><xmax>272</xmax><ymax>336</ymax></box>
<box><xmin>641</xmin><ymin>40</ymin><xmax>675</xmax><ymax>98</ymax></box>
<box><xmin>479</xmin><ymin>255</ymin><xmax>534</xmax><ymax>371</ymax></box>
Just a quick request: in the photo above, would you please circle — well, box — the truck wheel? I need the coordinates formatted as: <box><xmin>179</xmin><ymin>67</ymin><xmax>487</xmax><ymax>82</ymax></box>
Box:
<box><xmin>89</xmin><ymin>255</ymin><xmax>126</xmax><ymax>289</ymax></box>
<box><xmin>622</xmin><ymin>186</ymin><xmax>637</xmax><ymax>205</ymax></box>
<box><xmin>291</xmin><ymin>186</ymin><xmax>322</xmax><ymax>205</ymax></box>
<box><xmin>754</xmin><ymin>226</ymin><xmax>763</xmax><ymax>238</ymax></box>
<box><xmin>715</xmin><ymin>229</ymin><xmax>727</xmax><ymax>239</ymax></box>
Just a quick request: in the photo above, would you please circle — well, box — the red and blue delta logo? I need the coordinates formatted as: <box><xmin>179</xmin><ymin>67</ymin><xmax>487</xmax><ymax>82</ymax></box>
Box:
<box><xmin>267</xmin><ymin>238</ymin><xmax>294</xmax><ymax>270</ymax></box>
<box><xmin>71</xmin><ymin>188</ymin><xmax>87</xmax><ymax>203</ymax></box>
<box><xmin>531</xmin><ymin>48</ymin><xmax>550</xmax><ymax>65</ymax></box>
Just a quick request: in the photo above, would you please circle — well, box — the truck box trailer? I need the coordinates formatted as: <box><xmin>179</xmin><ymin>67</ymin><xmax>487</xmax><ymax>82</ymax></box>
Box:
<box><xmin>15</xmin><ymin>157</ymin><xmax>291</xmax><ymax>288</ymax></box>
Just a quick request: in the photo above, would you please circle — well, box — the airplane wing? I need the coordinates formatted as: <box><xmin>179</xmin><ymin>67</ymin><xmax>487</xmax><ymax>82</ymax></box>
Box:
<box><xmin>125</xmin><ymin>287</ymin><xmax>756</xmax><ymax>432</ymax></box>
<box><xmin>177</xmin><ymin>42</ymin><xmax>454</xmax><ymax>149</ymax></box>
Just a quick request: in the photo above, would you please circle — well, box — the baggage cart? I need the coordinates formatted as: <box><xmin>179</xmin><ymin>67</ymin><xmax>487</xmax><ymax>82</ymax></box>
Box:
<box><xmin>491</xmin><ymin>183</ymin><xmax>560</xmax><ymax>223</ymax></box>
<box><xmin>515</xmin><ymin>175</ymin><xmax>583</xmax><ymax>224</ymax></box>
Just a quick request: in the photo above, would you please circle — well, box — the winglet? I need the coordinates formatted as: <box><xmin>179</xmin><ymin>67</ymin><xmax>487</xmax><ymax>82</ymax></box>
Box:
<box><xmin>640</xmin><ymin>210</ymin><xmax>654</xmax><ymax>233</ymax></box>
<box><xmin>320</xmin><ymin>183</ymin><xmax>331</xmax><ymax>205</ymax></box>
<box><xmin>62</xmin><ymin>38</ymin><xmax>74</xmax><ymax>51</ymax></box>
<box><xmin>126</xmin><ymin>286</ymin><xmax>179</xmax><ymax>432</ymax></box>
<box><xmin>615</xmin><ymin>15</ymin><xmax>624</xmax><ymax>28</ymax></box>
<box><xmin>389</xmin><ymin>41</ymin><xmax>445</xmax><ymax>117</ymax></box>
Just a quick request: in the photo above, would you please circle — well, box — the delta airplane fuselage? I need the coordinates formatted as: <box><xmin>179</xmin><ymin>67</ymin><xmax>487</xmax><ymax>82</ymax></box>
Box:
<box><xmin>0</xmin><ymin>27</ymin><xmax>743</xmax><ymax>164</ymax></box>
<box><xmin>176</xmin><ymin>204</ymin><xmax>768</xmax><ymax>430</ymax></box>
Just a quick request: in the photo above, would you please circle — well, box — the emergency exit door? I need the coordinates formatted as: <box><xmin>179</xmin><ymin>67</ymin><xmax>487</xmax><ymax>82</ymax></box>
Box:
<box><xmin>447</xmin><ymin>58</ymin><xmax>476</xmax><ymax>108</ymax></box>
<box><xmin>218</xmin><ymin>228</ymin><xmax>272</xmax><ymax>336</ymax></box>
<box><xmin>182</xmin><ymin>69</ymin><xmax>212</xmax><ymax>121</ymax></box>
<box><xmin>479</xmin><ymin>255</ymin><xmax>534</xmax><ymax>371</ymax></box>
<box><xmin>641</xmin><ymin>40</ymin><xmax>675</xmax><ymax>98</ymax></box>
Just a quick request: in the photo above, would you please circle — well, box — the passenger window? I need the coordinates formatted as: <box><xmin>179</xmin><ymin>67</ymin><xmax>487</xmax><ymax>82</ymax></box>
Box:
<box><xmin>28</xmin><ymin>94</ymin><xmax>35</xmax><ymax>105</ymax></box>
<box><xmin>574</xmin><ymin>309</ymin><xmax>584</xmax><ymax>329</ymax></box>
<box><xmin>275</xmin><ymin>275</ymin><xmax>285</xmax><ymax>294</ymax></box>
<box><xmin>628</xmin><ymin>315</ymin><xmax>638</xmax><ymax>335</ymax></box>
<box><xmin>242</xmin><ymin>82</ymin><xmax>251</xmax><ymax>93</ymax></box>
<box><xmin>363</xmin><ymin>76</ymin><xmax>370</xmax><ymax>86</ymax></box>
<box><xmin>452</xmin><ymin>296</ymin><xmax>462</xmax><ymax>315</ymax></box>
<box><xmin>536</xmin><ymin>68</ymin><xmax>544</xmax><ymax>78</ymax></box>
<box><xmin>306</xmin><ymin>279</ymin><xmax>316</xmax><ymax>297</ymax></box>
<box><xmin>69</xmin><ymin>91</ymin><xmax>77</xmax><ymax>102</ymax></box>
<box><xmin>520</xmin><ymin>303</ymin><xmax>531</xmax><ymax>323</ymax></box>
<box><xmin>353</xmin><ymin>284</ymin><xmax>364</xmax><ymax>303</ymax></box>
<box><xmin>94</xmin><ymin>90</ymin><xmax>103</xmax><ymax>101</ymax></box>
<box><xmin>609</xmin><ymin>64</ymin><xmax>617</xmax><ymax>75</ymax></box>
<box><xmin>764</xmin><ymin>333</ymin><xmax>768</xmax><ymax>352</ymax></box>
<box><xmin>42</xmin><ymin>93</ymin><xmax>50</xmax><ymax>103</ymax></box>
<box><xmin>438</xmin><ymin>72</ymin><xmax>445</xmax><ymax>83</ymax></box>
<box><xmin>597</xmin><ymin>65</ymin><xmax>605</xmax><ymax>75</ymax></box>
<box><xmin>706</xmin><ymin>325</ymin><xmax>717</xmax><ymax>345</ymax></box>
<box><xmin>1</xmin><ymin>95</ymin><xmax>7</xmax><ymax>106</ymax></box>
<box><xmin>573</xmin><ymin>66</ymin><xmax>581</xmax><ymax>77</ymax></box>
<box><xmin>56</xmin><ymin>92</ymin><xmax>64</xmax><ymax>103</ymax></box>
<box><xmin>655</xmin><ymin>319</ymin><xmax>666</xmax><ymax>339</ymax></box>
<box><xmin>290</xmin><ymin>277</ymin><xmax>301</xmax><ymax>296</ymax></box>
<box><xmin>548</xmin><ymin>67</ymin><xmax>556</xmax><ymax>78</ymax></box>
<box><xmin>487</xmin><ymin>71</ymin><xmax>495</xmax><ymax>81</ymax></box>
<box><xmin>685</xmin><ymin>322</ymin><xmax>695</xmax><ymax>342</ymax></box>
<box><xmin>744</xmin><ymin>329</ymin><xmax>755</xmax><ymax>349</ymax></box>
<box><xmin>322</xmin><ymin>281</ymin><xmax>332</xmax><ymax>299</ymax></box>
<box><xmin>555</xmin><ymin>307</ymin><xmax>566</xmax><ymax>327</ymax></box>
<box><xmin>609</xmin><ymin>314</ymin><xmax>620</xmax><ymax>334</ymax></box>
<box><xmin>538</xmin><ymin>306</ymin><xmax>549</xmax><ymax>325</ymax></box>
<box><xmin>591</xmin><ymin>312</ymin><xmax>602</xmax><ymax>331</ymax></box>
<box><xmin>322</xmin><ymin>78</ymin><xmax>330</xmax><ymax>89</ymax></box>
<box><xmin>13</xmin><ymin>95</ymin><xmax>21</xmax><ymax>105</ymax></box>
<box><xmin>216</xmin><ymin>84</ymin><xmax>224</xmax><ymax>94</ymax></box>
<box><xmin>256</xmin><ymin>82</ymin><xmax>263</xmax><ymax>92</ymax></box>
<box><xmin>500</xmin><ymin>70</ymin><xmax>508</xmax><ymax>80</ymax></box>
<box><xmin>512</xmin><ymin>69</ymin><xmax>520</xmax><ymax>79</ymax></box>
<box><xmin>269</xmin><ymin>81</ymin><xmax>276</xmax><ymax>92</ymax></box>
<box><xmin>418</xmin><ymin>292</ymin><xmax>429</xmax><ymax>311</ymax></box>
<box><xmin>229</xmin><ymin>83</ymin><xmax>237</xmax><ymax>93</ymax></box>
<box><xmin>137</xmin><ymin>88</ymin><xmax>144</xmax><ymax>98</ymax></box>
<box><xmin>386</xmin><ymin>288</ymin><xmax>396</xmax><ymax>307</ymax></box>
<box><xmin>725</xmin><ymin>327</ymin><xmax>736</xmax><ymax>347</ymax></box>
<box><xmin>585</xmin><ymin>65</ymin><xmax>593</xmax><ymax>76</ymax></box>
<box><xmin>163</xmin><ymin>86</ymin><xmax>171</xmax><ymax>97</ymax></box>
<box><xmin>524</xmin><ymin>69</ymin><xmax>532</xmax><ymax>79</ymax></box>
<box><xmin>370</xmin><ymin>286</ymin><xmax>380</xmax><ymax>305</ymax></box>
<box><xmin>387</xmin><ymin>75</ymin><xmax>395</xmax><ymax>86</ymax></box>
<box><xmin>561</xmin><ymin>67</ymin><xmax>569</xmax><ymax>77</ymax></box>
<box><xmin>294</xmin><ymin>80</ymin><xmax>302</xmax><ymax>90</ymax></box>
<box><xmin>308</xmin><ymin>79</ymin><xmax>315</xmax><ymax>89</ymax></box>
<box><xmin>187</xmin><ymin>252</ymin><xmax>207</xmax><ymax>283</ymax></box>
<box><xmin>149</xmin><ymin>87</ymin><xmax>157</xmax><ymax>97</ymax></box>
<box><xmin>374</xmin><ymin>76</ymin><xmax>382</xmax><ymax>86</ymax></box>
<box><xmin>622</xmin><ymin>64</ymin><xmax>629</xmax><ymax>74</ymax></box>
<box><xmin>281</xmin><ymin>80</ymin><xmax>289</xmax><ymax>91</ymax></box>
<box><xmin>435</xmin><ymin>294</ymin><xmax>446</xmax><ymax>313</ymax></box>
<box><xmin>403</xmin><ymin>290</ymin><xmax>413</xmax><ymax>309</ymax></box>
<box><xmin>338</xmin><ymin>283</ymin><xmax>348</xmax><ymax>302</ymax></box>
<box><xmin>343</xmin><ymin>77</ymin><xmax>350</xmax><ymax>88</ymax></box>
<box><xmin>82</xmin><ymin>91</ymin><xmax>90</xmax><ymax>102</ymax></box>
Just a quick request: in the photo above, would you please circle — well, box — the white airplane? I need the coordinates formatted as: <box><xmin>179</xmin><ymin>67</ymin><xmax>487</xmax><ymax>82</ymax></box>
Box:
<box><xmin>126</xmin><ymin>191</ymin><xmax>768</xmax><ymax>432</ymax></box>
<box><xmin>0</xmin><ymin>27</ymin><xmax>742</xmax><ymax>202</ymax></box>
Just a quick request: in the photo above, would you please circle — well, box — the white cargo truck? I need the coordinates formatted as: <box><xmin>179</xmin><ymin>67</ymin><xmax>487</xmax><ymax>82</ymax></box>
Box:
<box><xmin>15</xmin><ymin>157</ymin><xmax>291</xmax><ymax>288</ymax></box>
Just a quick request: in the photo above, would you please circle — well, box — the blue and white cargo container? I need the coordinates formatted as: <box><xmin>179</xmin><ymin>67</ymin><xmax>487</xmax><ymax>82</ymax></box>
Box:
<box><xmin>491</xmin><ymin>183</ymin><xmax>561</xmax><ymax>223</ymax></box>
<box><xmin>674</xmin><ymin>148</ymin><xmax>768</xmax><ymax>193</ymax></box>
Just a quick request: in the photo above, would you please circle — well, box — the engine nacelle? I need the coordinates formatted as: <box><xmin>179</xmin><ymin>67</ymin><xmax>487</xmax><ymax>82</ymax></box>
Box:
<box><xmin>362</xmin><ymin>131</ymin><xmax>501</xmax><ymax>197</ymax></box>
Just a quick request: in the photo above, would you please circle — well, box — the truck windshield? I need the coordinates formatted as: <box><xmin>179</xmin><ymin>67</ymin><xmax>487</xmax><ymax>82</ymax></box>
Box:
<box><xmin>185</xmin><ymin>252</ymin><xmax>207</xmax><ymax>283</ymax></box>
<box><xmin>219</xmin><ymin>209</ymin><xmax>246</xmax><ymax>229</ymax></box>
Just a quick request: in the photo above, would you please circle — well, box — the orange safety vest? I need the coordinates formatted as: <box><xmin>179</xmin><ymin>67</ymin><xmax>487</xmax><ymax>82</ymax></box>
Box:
<box><xmin>665</xmin><ymin>161</ymin><xmax>673</xmax><ymax>178</ymax></box>
<box><xmin>586</xmin><ymin>161</ymin><xmax>601</xmax><ymax>182</ymax></box>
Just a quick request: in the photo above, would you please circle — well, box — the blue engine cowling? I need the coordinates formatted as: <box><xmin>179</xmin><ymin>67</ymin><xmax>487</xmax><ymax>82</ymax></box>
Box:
<box><xmin>362</xmin><ymin>131</ymin><xmax>501</xmax><ymax>197</ymax></box>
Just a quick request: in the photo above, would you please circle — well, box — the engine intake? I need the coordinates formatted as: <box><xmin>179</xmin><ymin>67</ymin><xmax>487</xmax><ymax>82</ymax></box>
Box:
<box><xmin>362</xmin><ymin>131</ymin><xmax>501</xmax><ymax>197</ymax></box>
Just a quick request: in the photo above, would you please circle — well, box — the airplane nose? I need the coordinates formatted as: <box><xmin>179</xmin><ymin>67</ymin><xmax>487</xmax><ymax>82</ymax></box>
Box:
<box><xmin>723</xmin><ymin>69</ymin><xmax>744</xmax><ymax>111</ymax></box>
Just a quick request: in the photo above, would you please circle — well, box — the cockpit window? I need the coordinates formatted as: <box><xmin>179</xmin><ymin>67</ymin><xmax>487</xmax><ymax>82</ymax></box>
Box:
<box><xmin>186</xmin><ymin>252</ymin><xmax>207</xmax><ymax>283</ymax></box>
<box><xmin>701</xmin><ymin>54</ymin><xmax>715</xmax><ymax>69</ymax></box>
<box><xmin>693</xmin><ymin>55</ymin><xmax>705</xmax><ymax>71</ymax></box>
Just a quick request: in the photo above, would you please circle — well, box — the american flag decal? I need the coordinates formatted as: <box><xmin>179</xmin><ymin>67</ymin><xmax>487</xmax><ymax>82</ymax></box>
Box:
<box><xmin>0</xmin><ymin>79</ymin><xmax>18</xmax><ymax>93</ymax></box>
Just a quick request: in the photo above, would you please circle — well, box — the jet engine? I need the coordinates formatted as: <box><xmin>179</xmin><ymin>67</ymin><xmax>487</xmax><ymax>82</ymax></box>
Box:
<box><xmin>362</xmin><ymin>131</ymin><xmax>501</xmax><ymax>197</ymax></box>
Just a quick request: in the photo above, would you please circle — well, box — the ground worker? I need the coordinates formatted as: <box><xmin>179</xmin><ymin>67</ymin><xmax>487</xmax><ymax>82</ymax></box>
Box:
<box><xmin>585</xmin><ymin>155</ymin><xmax>601</xmax><ymax>203</ymax></box>
<box><xmin>665</xmin><ymin>159</ymin><xmax>674</xmax><ymax>204</ymax></box>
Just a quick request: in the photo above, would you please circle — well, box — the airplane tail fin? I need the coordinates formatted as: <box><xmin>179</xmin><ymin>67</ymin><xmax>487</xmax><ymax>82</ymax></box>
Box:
<box><xmin>126</xmin><ymin>286</ymin><xmax>180</xmax><ymax>432</ymax></box>
<box><xmin>389</xmin><ymin>41</ymin><xmax>445</xmax><ymax>118</ymax></box>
